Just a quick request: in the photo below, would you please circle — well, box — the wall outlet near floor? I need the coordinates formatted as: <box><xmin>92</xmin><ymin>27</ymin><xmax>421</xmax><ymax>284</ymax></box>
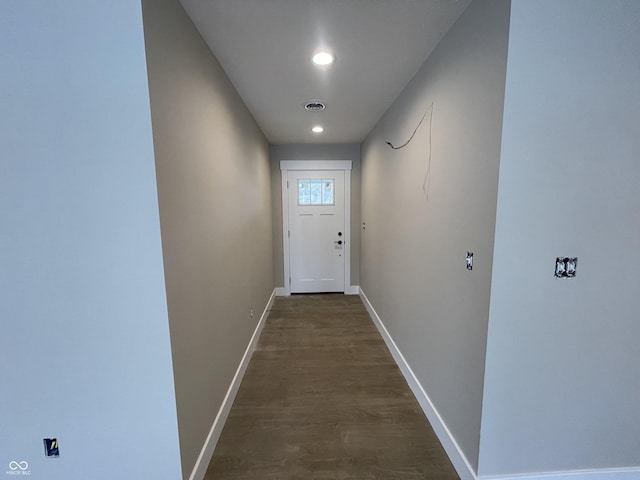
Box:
<box><xmin>250</xmin><ymin>308</ymin><xmax>254</xmax><ymax>318</ymax></box>
<box><xmin>43</xmin><ymin>438</ymin><xmax>60</xmax><ymax>457</ymax></box>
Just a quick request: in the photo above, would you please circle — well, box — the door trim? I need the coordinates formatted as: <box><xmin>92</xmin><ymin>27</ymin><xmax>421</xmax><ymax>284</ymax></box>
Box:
<box><xmin>280</xmin><ymin>160</ymin><xmax>352</xmax><ymax>296</ymax></box>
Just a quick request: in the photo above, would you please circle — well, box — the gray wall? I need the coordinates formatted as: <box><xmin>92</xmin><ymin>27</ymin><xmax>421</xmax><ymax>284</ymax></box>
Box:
<box><xmin>359</xmin><ymin>0</ymin><xmax>510</xmax><ymax>470</ymax></box>
<box><xmin>142</xmin><ymin>0</ymin><xmax>274</xmax><ymax>477</ymax></box>
<box><xmin>0</xmin><ymin>2</ymin><xmax>182</xmax><ymax>479</ymax></box>
<box><xmin>479</xmin><ymin>0</ymin><xmax>640</xmax><ymax>475</ymax></box>
<box><xmin>270</xmin><ymin>144</ymin><xmax>361</xmax><ymax>288</ymax></box>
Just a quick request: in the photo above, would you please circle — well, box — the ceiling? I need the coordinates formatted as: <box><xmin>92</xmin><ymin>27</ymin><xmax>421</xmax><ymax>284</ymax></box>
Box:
<box><xmin>179</xmin><ymin>0</ymin><xmax>471</xmax><ymax>144</ymax></box>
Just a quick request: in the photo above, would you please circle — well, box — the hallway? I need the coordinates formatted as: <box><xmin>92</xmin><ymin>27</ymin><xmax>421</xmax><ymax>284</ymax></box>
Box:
<box><xmin>206</xmin><ymin>294</ymin><xmax>459</xmax><ymax>480</ymax></box>
<box><xmin>4</xmin><ymin>2</ymin><xmax>639</xmax><ymax>479</ymax></box>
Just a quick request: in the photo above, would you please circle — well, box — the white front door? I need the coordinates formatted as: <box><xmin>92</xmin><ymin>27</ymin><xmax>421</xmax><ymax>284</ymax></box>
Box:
<box><xmin>288</xmin><ymin>170</ymin><xmax>345</xmax><ymax>293</ymax></box>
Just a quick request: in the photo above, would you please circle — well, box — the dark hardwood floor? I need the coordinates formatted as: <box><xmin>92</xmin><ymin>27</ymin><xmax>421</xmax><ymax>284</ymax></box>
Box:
<box><xmin>205</xmin><ymin>294</ymin><xmax>459</xmax><ymax>480</ymax></box>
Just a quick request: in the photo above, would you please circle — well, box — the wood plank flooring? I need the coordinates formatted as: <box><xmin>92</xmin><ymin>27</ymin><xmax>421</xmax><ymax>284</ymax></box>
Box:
<box><xmin>205</xmin><ymin>294</ymin><xmax>459</xmax><ymax>480</ymax></box>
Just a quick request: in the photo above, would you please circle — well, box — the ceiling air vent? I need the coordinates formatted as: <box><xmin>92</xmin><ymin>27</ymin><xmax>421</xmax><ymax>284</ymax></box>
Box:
<box><xmin>304</xmin><ymin>101</ymin><xmax>326</xmax><ymax>111</ymax></box>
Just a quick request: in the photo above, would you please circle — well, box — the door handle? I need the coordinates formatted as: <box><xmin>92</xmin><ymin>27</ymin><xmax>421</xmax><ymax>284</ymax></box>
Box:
<box><xmin>334</xmin><ymin>240</ymin><xmax>343</xmax><ymax>245</ymax></box>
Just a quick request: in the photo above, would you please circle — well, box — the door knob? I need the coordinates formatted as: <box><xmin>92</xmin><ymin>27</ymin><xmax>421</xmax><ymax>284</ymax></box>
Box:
<box><xmin>336</xmin><ymin>240</ymin><xmax>343</xmax><ymax>245</ymax></box>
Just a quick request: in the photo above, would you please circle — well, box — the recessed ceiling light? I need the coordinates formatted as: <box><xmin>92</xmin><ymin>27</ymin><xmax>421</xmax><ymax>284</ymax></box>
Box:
<box><xmin>311</xmin><ymin>126</ymin><xmax>324</xmax><ymax>133</ymax></box>
<box><xmin>312</xmin><ymin>51</ymin><xmax>334</xmax><ymax>66</ymax></box>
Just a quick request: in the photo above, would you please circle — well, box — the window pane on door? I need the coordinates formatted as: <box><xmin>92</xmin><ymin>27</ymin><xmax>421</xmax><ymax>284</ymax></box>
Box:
<box><xmin>298</xmin><ymin>180</ymin><xmax>310</xmax><ymax>205</ymax></box>
<box><xmin>310</xmin><ymin>180</ymin><xmax>322</xmax><ymax>204</ymax></box>
<box><xmin>322</xmin><ymin>180</ymin><xmax>334</xmax><ymax>204</ymax></box>
<box><xmin>298</xmin><ymin>178</ymin><xmax>334</xmax><ymax>205</ymax></box>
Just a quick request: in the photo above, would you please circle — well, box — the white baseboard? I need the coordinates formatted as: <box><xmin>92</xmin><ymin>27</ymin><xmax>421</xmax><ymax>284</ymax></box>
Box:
<box><xmin>345</xmin><ymin>285</ymin><xmax>360</xmax><ymax>295</ymax></box>
<box><xmin>189</xmin><ymin>289</ymin><xmax>276</xmax><ymax>480</ymax></box>
<box><xmin>276</xmin><ymin>286</ymin><xmax>359</xmax><ymax>295</ymax></box>
<box><xmin>359</xmin><ymin>288</ymin><xmax>478</xmax><ymax>480</ymax></box>
<box><xmin>480</xmin><ymin>468</ymin><xmax>640</xmax><ymax>480</ymax></box>
<box><xmin>360</xmin><ymin>289</ymin><xmax>640</xmax><ymax>480</ymax></box>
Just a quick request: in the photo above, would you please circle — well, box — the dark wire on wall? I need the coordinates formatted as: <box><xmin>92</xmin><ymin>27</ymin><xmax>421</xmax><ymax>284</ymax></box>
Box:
<box><xmin>422</xmin><ymin>103</ymin><xmax>433</xmax><ymax>198</ymax></box>
<box><xmin>385</xmin><ymin>102</ymin><xmax>434</xmax><ymax>199</ymax></box>
<box><xmin>384</xmin><ymin>106</ymin><xmax>430</xmax><ymax>150</ymax></box>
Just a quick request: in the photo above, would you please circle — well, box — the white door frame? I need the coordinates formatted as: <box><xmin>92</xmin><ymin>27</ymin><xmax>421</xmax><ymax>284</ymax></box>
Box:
<box><xmin>280</xmin><ymin>160</ymin><xmax>352</xmax><ymax>296</ymax></box>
